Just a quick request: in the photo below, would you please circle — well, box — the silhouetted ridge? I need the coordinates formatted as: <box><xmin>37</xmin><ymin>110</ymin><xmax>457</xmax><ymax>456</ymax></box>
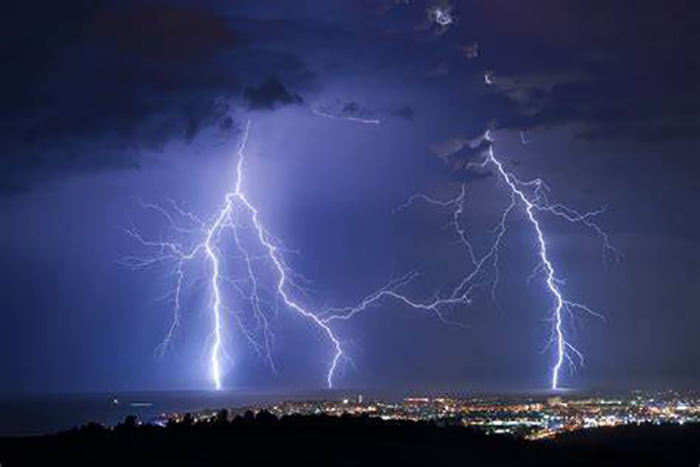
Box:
<box><xmin>0</xmin><ymin>412</ymin><xmax>698</xmax><ymax>466</ymax></box>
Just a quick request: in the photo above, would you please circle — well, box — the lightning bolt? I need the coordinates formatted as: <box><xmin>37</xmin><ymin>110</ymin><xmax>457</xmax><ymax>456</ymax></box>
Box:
<box><xmin>230</xmin><ymin>123</ymin><xmax>344</xmax><ymax>388</ymax></box>
<box><xmin>462</xmin><ymin>130</ymin><xmax>619</xmax><ymax>389</ymax></box>
<box><xmin>319</xmin><ymin>128</ymin><xmax>618</xmax><ymax>390</ymax></box>
<box><xmin>311</xmin><ymin>107</ymin><xmax>382</xmax><ymax>125</ymax></box>
<box><xmin>124</xmin><ymin>116</ymin><xmax>617</xmax><ymax>392</ymax></box>
<box><xmin>125</xmin><ymin>121</ymin><xmax>345</xmax><ymax>389</ymax></box>
<box><xmin>386</xmin><ymin>4</ymin><xmax>619</xmax><ymax>388</ymax></box>
<box><xmin>317</xmin><ymin>184</ymin><xmax>515</xmax><ymax>358</ymax></box>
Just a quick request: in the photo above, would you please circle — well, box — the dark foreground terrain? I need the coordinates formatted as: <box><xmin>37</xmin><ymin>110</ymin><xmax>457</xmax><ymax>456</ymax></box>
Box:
<box><xmin>0</xmin><ymin>412</ymin><xmax>698</xmax><ymax>466</ymax></box>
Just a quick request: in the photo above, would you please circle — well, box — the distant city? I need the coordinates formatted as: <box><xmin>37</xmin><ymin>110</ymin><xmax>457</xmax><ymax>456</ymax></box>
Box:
<box><xmin>153</xmin><ymin>390</ymin><xmax>700</xmax><ymax>440</ymax></box>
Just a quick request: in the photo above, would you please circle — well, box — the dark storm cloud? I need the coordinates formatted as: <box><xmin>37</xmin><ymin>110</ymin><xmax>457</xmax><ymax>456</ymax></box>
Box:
<box><xmin>0</xmin><ymin>0</ymin><xmax>310</xmax><ymax>192</ymax></box>
<box><xmin>462</xmin><ymin>0</ymin><xmax>700</xmax><ymax>143</ymax></box>
<box><xmin>338</xmin><ymin>101</ymin><xmax>375</xmax><ymax>119</ymax></box>
<box><xmin>244</xmin><ymin>76</ymin><xmax>304</xmax><ymax>110</ymax></box>
<box><xmin>372</xmin><ymin>0</ymin><xmax>700</xmax><ymax>143</ymax></box>
<box><xmin>430</xmin><ymin>131</ymin><xmax>494</xmax><ymax>182</ymax></box>
<box><xmin>430</xmin><ymin>133</ymin><xmax>489</xmax><ymax>165</ymax></box>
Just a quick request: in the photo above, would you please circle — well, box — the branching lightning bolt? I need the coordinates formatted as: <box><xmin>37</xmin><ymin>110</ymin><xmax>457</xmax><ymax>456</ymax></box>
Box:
<box><xmin>125</xmin><ymin>121</ymin><xmax>346</xmax><ymax>389</ymax></box>
<box><xmin>125</xmin><ymin>102</ymin><xmax>618</xmax><ymax>391</ymax></box>
<box><xmin>459</xmin><ymin>130</ymin><xmax>620</xmax><ymax>389</ymax></box>
<box><xmin>230</xmin><ymin>125</ymin><xmax>344</xmax><ymax>388</ymax></box>
<box><xmin>319</xmin><ymin>128</ymin><xmax>619</xmax><ymax>390</ymax></box>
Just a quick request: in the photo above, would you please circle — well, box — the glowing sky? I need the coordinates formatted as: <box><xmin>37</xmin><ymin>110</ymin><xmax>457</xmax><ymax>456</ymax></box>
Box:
<box><xmin>1</xmin><ymin>0</ymin><xmax>698</xmax><ymax>394</ymax></box>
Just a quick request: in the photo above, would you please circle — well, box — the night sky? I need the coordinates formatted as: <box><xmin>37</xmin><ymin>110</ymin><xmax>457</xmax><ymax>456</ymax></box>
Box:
<box><xmin>1</xmin><ymin>0</ymin><xmax>698</xmax><ymax>395</ymax></box>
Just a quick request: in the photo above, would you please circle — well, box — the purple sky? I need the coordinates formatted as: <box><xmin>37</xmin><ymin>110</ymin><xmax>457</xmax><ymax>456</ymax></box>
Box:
<box><xmin>1</xmin><ymin>0</ymin><xmax>698</xmax><ymax>394</ymax></box>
